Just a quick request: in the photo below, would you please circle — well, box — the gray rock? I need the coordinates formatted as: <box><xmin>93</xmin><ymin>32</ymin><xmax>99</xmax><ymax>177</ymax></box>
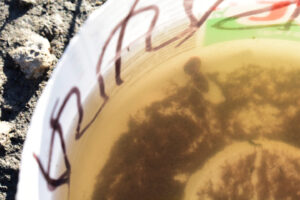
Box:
<box><xmin>95</xmin><ymin>1</ymin><xmax>104</xmax><ymax>6</ymax></box>
<box><xmin>0</xmin><ymin>122</ymin><xmax>13</xmax><ymax>148</ymax></box>
<box><xmin>9</xmin><ymin>30</ymin><xmax>56</xmax><ymax>79</ymax></box>
<box><xmin>0</xmin><ymin>122</ymin><xmax>12</xmax><ymax>135</ymax></box>
<box><xmin>39</xmin><ymin>14</ymin><xmax>65</xmax><ymax>41</ymax></box>
<box><xmin>64</xmin><ymin>2</ymin><xmax>76</xmax><ymax>11</ymax></box>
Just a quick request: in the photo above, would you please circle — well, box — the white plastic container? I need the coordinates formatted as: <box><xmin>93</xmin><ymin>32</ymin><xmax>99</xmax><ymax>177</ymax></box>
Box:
<box><xmin>17</xmin><ymin>0</ymin><xmax>300</xmax><ymax>199</ymax></box>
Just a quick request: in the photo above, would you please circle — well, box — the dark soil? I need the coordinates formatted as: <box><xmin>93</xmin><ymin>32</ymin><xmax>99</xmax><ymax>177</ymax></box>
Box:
<box><xmin>0</xmin><ymin>0</ymin><xmax>106</xmax><ymax>199</ymax></box>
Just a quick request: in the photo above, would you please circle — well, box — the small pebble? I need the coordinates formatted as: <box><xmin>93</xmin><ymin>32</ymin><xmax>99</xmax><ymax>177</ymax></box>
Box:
<box><xmin>9</xmin><ymin>30</ymin><xmax>56</xmax><ymax>79</ymax></box>
<box><xmin>0</xmin><ymin>122</ymin><xmax>12</xmax><ymax>135</ymax></box>
<box><xmin>64</xmin><ymin>2</ymin><xmax>76</xmax><ymax>11</ymax></box>
<box><xmin>0</xmin><ymin>122</ymin><xmax>13</xmax><ymax>148</ymax></box>
<box><xmin>95</xmin><ymin>1</ymin><xmax>103</xmax><ymax>6</ymax></box>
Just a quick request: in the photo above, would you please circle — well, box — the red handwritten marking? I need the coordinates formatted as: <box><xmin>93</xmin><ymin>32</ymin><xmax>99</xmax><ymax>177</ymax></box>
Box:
<box><xmin>96</xmin><ymin>0</ymin><xmax>224</xmax><ymax>95</ymax></box>
<box><xmin>291</xmin><ymin>0</ymin><xmax>300</xmax><ymax>18</ymax></box>
<box><xmin>249</xmin><ymin>1</ymin><xmax>291</xmax><ymax>21</ymax></box>
<box><xmin>77</xmin><ymin>99</ymin><xmax>108</xmax><ymax>139</ymax></box>
<box><xmin>33</xmin><ymin>87</ymin><xmax>83</xmax><ymax>189</ymax></box>
<box><xmin>284</xmin><ymin>0</ymin><xmax>300</xmax><ymax>28</ymax></box>
<box><xmin>184</xmin><ymin>0</ymin><xmax>198</xmax><ymax>26</ymax></box>
<box><xmin>214</xmin><ymin>0</ymin><xmax>299</xmax><ymax>30</ymax></box>
<box><xmin>233</xmin><ymin>1</ymin><xmax>293</xmax><ymax>20</ymax></box>
<box><xmin>33</xmin><ymin>86</ymin><xmax>109</xmax><ymax>190</ymax></box>
<box><xmin>96</xmin><ymin>1</ymin><xmax>159</xmax><ymax>96</ymax></box>
<box><xmin>33</xmin><ymin>0</ymin><xmax>300</xmax><ymax>193</ymax></box>
<box><xmin>34</xmin><ymin>0</ymin><xmax>224</xmax><ymax>191</ymax></box>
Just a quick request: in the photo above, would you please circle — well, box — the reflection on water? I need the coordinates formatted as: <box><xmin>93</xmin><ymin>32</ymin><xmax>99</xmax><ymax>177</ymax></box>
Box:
<box><xmin>92</xmin><ymin>57</ymin><xmax>300</xmax><ymax>200</ymax></box>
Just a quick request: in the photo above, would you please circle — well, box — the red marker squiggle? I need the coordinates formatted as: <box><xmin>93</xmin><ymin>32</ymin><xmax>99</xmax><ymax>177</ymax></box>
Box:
<box><xmin>214</xmin><ymin>0</ymin><xmax>300</xmax><ymax>30</ymax></box>
<box><xmin>33</xmin><ymin>0</ymin><xmax>299</xmax><ymax>192</ymax></box>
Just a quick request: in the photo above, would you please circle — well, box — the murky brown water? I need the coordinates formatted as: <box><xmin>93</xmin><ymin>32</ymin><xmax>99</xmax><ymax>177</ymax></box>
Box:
<box><xmin>62</xmin><ymin>40</ymin><xmax>300</xmax><ymax>200</ymax></box>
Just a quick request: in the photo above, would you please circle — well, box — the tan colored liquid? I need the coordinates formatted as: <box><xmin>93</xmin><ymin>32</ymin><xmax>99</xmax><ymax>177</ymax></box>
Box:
<box><xmin>58</xmin><ymin>39</ymin><xmax>300</xmax><ymax>200</ymax></box>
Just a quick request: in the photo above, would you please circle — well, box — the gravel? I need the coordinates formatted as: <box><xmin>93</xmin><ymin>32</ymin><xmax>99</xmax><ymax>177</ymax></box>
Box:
<box><xmin>0</xmin><ymin>0</ymin><xmax>106</xmax><ymax>199</ymax></box>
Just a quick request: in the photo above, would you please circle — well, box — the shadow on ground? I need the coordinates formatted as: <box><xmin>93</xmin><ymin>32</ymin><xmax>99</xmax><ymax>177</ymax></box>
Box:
<box><xmin>0</xmin><ymin>167</ymin><xmax>18</xmax><ymax>200</ymax></box>
<box><xmin>64</xmin><ymin>0</ymin><xmax>83</xmax><ymax>50</ymax></box>
<box><xmin>0</xmin><ymin>54</ymin><xmax>43</xmax><ymax>121</ymax></box>
<box><xmin>0</xmin><ymin>0</ymin><xmax>31</xmax><ymax>33</ymax></box>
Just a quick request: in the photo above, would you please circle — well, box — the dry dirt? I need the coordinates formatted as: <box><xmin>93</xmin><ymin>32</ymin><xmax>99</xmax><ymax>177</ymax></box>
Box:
<box><xmin>0</xmin><ymin>0</ymin><xmax>106</xmax><ymax>199</ymax></box>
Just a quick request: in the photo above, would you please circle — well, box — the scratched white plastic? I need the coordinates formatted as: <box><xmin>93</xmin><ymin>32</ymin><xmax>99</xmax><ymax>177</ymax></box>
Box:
<box><xmin>16</xmin><ymin>0</ymin><xmax>294</xmax><ymax>199</ymax></box>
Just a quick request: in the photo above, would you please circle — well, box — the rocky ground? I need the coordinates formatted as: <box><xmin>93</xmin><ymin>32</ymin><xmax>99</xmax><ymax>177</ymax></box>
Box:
<box><xmin>0</xmin><ymin>0</ymin><xmax>105</xmax><ymax>199</ymax></box>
